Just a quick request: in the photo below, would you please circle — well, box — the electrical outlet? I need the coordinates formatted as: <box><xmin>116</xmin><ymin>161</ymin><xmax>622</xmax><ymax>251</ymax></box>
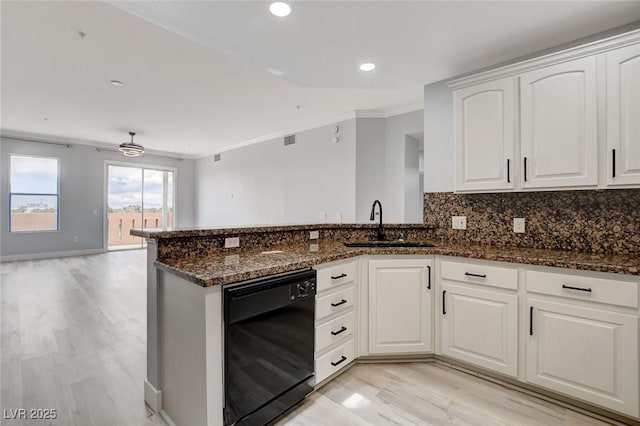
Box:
<box><xmin>514</xmin><ymin>218</ymin><xmax>526</xmax><ymax>233</ymax></box>
<box><xmin>320</xmin><ymin>212</ymin><xmax>327</xmax><ymax>222</ymax></box>
<box><xmin>452</xmin><ymin>216</ymin><xmax>467</xmax><ymax>230</ymax></box>
<box><xmin>73</xmin><ymin>236</ymin><xmax>79</xmax><ymax>242</ymax></box>
<box><xmin>336</xmin><ymin>212</ymin><xmax>342</xmax><ymax>222</ymax></box>
<box><xmin>225</xmin><ymin>237</ymin><xmax>240</xmax><ymax>248</ymax></box>
<box><xmin>309</xmin><ymin>230</ymin><xmax>319</xmax><ymax>240</ymax></box>
<box><xmin>92</xmin><ymin>209</ymin><xmax>98</xmax><ymax>216</ymax></box>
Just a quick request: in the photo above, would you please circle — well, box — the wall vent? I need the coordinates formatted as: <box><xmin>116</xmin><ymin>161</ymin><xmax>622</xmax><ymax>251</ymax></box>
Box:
<box><xmin>214</xmin><ymin>153</ymin><xmax>221</xmax><ymax>162</ymax></box>
<box><xmin>284</xmin><ymin>134</ymin><xmax>296</xmax><ymax>146</ymax></box>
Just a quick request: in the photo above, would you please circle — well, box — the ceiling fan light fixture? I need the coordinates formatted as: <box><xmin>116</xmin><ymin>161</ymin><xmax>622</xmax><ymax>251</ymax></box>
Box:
<box><xmin>118</xmin><ymin>132</ymin><xmax>145</xmax><ymax>157</ymax></box>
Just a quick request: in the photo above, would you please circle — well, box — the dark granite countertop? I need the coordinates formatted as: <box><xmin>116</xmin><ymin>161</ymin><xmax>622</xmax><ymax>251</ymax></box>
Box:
<box><xmin>154</xmin><ymin>240</ymin><xmax>640</xmax><ymax>287</ymax></box>
<box><xmin>131</xmin><ymin>223</ymin><xmax>436</xmax><ymax>239</ymax></box>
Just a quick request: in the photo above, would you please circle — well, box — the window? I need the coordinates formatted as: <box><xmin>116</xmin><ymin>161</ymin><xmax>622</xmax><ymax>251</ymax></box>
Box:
<box><xmin>9</xmin><ymin>155</ymin><xmax>60</xmax><ymax>232</ymax></box>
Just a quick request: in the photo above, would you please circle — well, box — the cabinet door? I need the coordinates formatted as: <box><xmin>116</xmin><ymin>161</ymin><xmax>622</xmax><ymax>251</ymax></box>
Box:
<box><xmin>441</xmin><ymin>283</ymin><xmax>518</xmax><ymax>377</ymax></box>
<box><xmin>520</xmin><ymin>57</ymin><xmax>598</xmax><ymax>188</ymax></box>
<box><xmin>368</xmin><ymin>259</ymin><xmax>432</xmax><ymax>354</ymax></box>
<box><xmin>607</xmin><ymin>43</ymin><xmax>640</xmax><ymax>186</ymax></box>
<box><xmin>454</xmin><ymin>78</ymin><xmax>515</xmax><ymax>191</ymax></box>
<box><xmin>526</xmin><ymin>298</ymin><xmax>639</xmax><ymax>417</ymax></box>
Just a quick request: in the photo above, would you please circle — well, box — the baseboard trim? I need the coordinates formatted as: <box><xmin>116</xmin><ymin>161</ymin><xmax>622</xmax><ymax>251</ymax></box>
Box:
<box><xmin>159</xmin><ymin>410</ymin><xmax>176</xmax><ymax>426</ymax></box>
<box><xmin>0</xmin><ymin>248</ymin><xmax>105</xmax><ymax>263</ymax></box>
<box><xmin>144</xmin><ymin>379</ymin><xmax>162</xmax><ymax>413</ymax></box>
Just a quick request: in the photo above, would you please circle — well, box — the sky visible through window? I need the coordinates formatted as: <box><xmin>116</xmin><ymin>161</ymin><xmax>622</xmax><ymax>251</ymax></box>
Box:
<box><xmin>108</xmin><ymin>165</ymin><xmax>173</xmax><ymax>210</ymax></box>
<box><xmin>10</xmin><ymin>155</ymin><xmax>58</xmax><ymax>207</ymax></box>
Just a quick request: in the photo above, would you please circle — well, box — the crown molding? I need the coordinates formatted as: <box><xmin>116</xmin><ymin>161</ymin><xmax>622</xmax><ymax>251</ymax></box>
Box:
<box><xmin>0</xmin><ymin>129</ymin><xmax>198</xmax><ymax>160</ymax></box>
<box><xmin>206</xmin><ymin>102</ymin><xmax>424</xmax><ymax>158</ymax></box>
<box><xmin>448</xmin><ymin>27</ymin><xmax>640</xmax><ymax>90</ymax></box>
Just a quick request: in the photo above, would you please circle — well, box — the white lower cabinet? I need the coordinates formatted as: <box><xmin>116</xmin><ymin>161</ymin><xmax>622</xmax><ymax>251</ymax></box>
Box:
<box><xmin>314</xmin><ymin>259</ymin><xmax>359</xmax><ymax>385</ymax></box>
<box><xmin>315</xmin><ymin>338</ymin><xmax>356</xmax><ymax>384</ymax></box>
<box><xmin>368</xmin><ymin>258</ymin><xmax>433</xmax><ymax>354</ymax></box>
<box><xmin>314</xmin><ymin>255</ymin><xmax>640</xmax><ymax>420</ymax></box>
<box><xmin>441</xmin><ymin>283</ymin><xmax>518</xmax><ymax>377</ymax></box>
<box><xmin>526</xmin><ymin>298</ymin><xmax>639</xmax><ymax>417</ymax></box>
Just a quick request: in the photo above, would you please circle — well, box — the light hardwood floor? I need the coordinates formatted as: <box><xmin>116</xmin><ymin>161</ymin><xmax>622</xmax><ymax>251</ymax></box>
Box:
<box><xmin>1</xmin><ymin>252</ymin><xmax>613</xmax><ymax>426</ymax></box>
<box><xmin>279</xmin><ymin>363</ymin><xmax>612</xmax><ymax>426</ymax></box>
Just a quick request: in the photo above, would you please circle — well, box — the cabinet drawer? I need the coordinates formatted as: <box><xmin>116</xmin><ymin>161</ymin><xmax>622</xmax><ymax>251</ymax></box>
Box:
<box><xmin>315</xmin><ymin>311</ymin><xmax>355</xmax><ymax>354</ymax></box>
<box><xmin>441</xmin><ymin>259</ymin><xmax>518</xmax><ymax>290</ymax></box>
<box><xmin>316</xmin><ymin>286</ymin><xmax>355</xmax><ymax>321</ymax></box>
<box><xmin>315</xmin><ymin>259</ymin><xmax>357</xmax><ymax>292</ymax></box>
<box><xmin>527</xmin><ymin>270</ymin><xmax>639</xmax><ymax>308</ymax></box>
<box><xmin>315</xmin><ymin>338</ymin><xmax>355</xmax><ymax>384</ymax></box>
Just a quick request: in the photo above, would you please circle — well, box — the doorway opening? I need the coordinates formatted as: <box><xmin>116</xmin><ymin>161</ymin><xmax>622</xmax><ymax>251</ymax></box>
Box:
<box><xmin>106</xmin><ymin>163</ymin><xmax>175</xmax><ymax>251</ymax></box>
<box><xmin>405</xmin><ymin>133</ymin><xmax>424</xmax><ymax>223</ymax></box>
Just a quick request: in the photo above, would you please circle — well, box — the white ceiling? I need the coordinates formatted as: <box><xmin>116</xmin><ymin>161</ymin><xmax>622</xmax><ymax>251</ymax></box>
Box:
<box><xmin>2</xmin><ymin>1</ymin><xmax>640</xmax><ymax>157</ymax></box>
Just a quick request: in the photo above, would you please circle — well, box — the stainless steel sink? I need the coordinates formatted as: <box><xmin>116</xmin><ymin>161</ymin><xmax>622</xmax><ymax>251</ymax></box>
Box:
<box><xmin>344</xmin><ymin>240</ymin><xmax>435</xmax><ymax>248</ymax></box>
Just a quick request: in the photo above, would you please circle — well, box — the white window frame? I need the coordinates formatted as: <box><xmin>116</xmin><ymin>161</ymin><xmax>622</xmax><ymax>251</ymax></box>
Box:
<box><xmin>103</xmin><ymin>160</ymin><xmax>178</xmax><ymax>251</ymax></box>
<box><xmin>8</xmin><ymin>154</ymin><xmax>61</xmax><ymax>233</ymax></box>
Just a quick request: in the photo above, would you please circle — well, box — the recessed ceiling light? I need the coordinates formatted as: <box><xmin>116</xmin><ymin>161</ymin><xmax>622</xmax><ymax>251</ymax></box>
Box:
<box><xmin>269</xmin><ymin>2</ymin><xmax>292</xmax><ymax>17</ymax></box>
<box><xmin>359</xmin><ymin>63</ymin><xmax>376</xmax><ymax>72</ymax></box>
<box><xmin>267</xmin><ymin>68</ymin><xmax>284</xmax><ymax>77</ymax></box>
<box><xmin>110</xmin><ymin>80</ymin><xmax>124</xmax><ymax>87</ymax></box>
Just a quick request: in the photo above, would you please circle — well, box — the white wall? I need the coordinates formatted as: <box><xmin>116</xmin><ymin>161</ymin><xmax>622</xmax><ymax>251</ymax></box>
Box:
<box><xmin>194</xmin><ymin>110</ymin><xmax>425</xmax><ymax>227</ymax></box>
<box><xmin>423</xmin><ymin>81</ymin><xmax>455</xmax><ymax>192</ymax></box>
<box><xmin>355</xmin><ymin>118</ymin><xmax>386</xmax><ymax>222</ymax></box>
<box><xmin>0</xmin><ymin>137</ymin><xmax>195</xmax><ymax>259</ymax></box>
<box><xmin>195</xmin><ymin>120</ymin><xmax>357</xmax><ymax>227</ymax></box>
<box><xmin>404</xmin><ymin>135</ymin><xmax>422</xmax><ymax>223</ymax></box>
<box><xmin>383</xmin><ymin>110</ymin><xmax>424</xmax><ymax>221</ymax></box>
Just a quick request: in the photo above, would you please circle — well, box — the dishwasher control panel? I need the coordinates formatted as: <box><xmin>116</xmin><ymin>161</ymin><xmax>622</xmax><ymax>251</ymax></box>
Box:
<box><xmin>290</xmin><ymin>279</ymin><xmax>316</xmax><ymax>301</ymax></box>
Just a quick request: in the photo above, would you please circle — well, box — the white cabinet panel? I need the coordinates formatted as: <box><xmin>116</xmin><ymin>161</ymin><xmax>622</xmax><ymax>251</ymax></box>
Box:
<box><xmin>315</xmin><ymin>338</ymin><xmax>355</xmax><ymax>384</ymax></box>
<box><xmin>440</xmin><ymin>258</ymin><xmax>518</xmax><ymax>290</ymax></box>
<box><xmin>526</xmin><ymin>298</ymin><xmax>639</xmax><ymax>417</ymax></box>
<box><xmin>520</xmin><ymin>57</ymin><xmax>598</xmax><ymax>188</ymax></box>
<box><xmin>368</xmin><ymin>259</ymin><xmax>432</xmax><ymax>354</ymax></box>
<box><xmin>454</xmin><ymin>78</ymin><xmax>515</xmax><ymax>191</ymax></box>
<box><xmin>526</xmin><ymin>269</ymin><xmax>639</xmax><ymax>308</ymax></box>
<box><xmin>315</xmin><ymin>285</ymin><xmax>355</xmax><ymax>322</ymax></box>
<box><xmin>607</xmin><ymin>43</ymin><xmax>640</xmax><ymax>186</ymax></box>
<box><xmin>441</xmin><ymin>283</ymin><xmax>518</xmax><ymax>377</ymax></box>
<box><xmin>315</xmin><ymin>311</ymin><xmax>355</xmax><ymax>354</ymax></box>
<box><xmin>315</xmin><ymin>259</ymin><xmax>357</xmax><ymax>292</ymax></box>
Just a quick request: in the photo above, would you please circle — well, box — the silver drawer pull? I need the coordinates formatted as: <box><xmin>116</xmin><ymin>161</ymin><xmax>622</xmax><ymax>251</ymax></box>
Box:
<box><xmin>465</xmin><ymin>272</ymin><xmax>486</xmax><ymax>278</ymax></box>
<box><xmin>562</xmin><ymin>284</ymin><xmax>592</xmax><ymax>293</ymax></box>
<box><xmin>331</xmin><ymin>326</ymin><xmax>347</xmax><ymax>336</ymax></box>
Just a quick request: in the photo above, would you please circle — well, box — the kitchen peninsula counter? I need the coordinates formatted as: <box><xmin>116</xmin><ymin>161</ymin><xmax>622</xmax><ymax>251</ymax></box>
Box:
<box><xmin>133</xmin><ymin>223</ymin><xmax>640</xmax><ymax>426</ymax></box>
<box><xmin>132</xmin><ymin>224</ymin><xmax>640</xmax><ymax>286</ymax></box>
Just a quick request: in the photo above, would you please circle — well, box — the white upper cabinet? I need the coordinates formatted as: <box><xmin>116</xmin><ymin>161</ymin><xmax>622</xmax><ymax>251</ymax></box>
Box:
<box><xmin>606</xmin><ymin>43</ymin><xmax>640</xmax><ymax>186</ymax></box>
<box><xmin>520</xmin><ymin>57</ymin><xmax>598</xmax><ymax>188</ymax></box>
<box><xmin>455</xmin><ymin>78</ymin><xmax>515</xmax><ymax>191</ymax></box>
<box><xmin>450</xmin><ymin>29</ymin><xmax>640</xmax><ymax>192</ymax></box>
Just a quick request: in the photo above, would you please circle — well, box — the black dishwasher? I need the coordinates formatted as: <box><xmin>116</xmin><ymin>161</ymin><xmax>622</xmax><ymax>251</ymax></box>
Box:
<box><xmin>223</xmin><ymin>269</ymin><xmax>316</xmax><ymax>426</ymax></box>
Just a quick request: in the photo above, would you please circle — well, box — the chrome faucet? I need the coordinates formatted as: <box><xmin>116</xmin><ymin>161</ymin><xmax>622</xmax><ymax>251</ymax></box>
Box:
<box><xmin>369</xmin><ymin>200</ymin><xmax>385</xmax><ymax>241</ymax></box>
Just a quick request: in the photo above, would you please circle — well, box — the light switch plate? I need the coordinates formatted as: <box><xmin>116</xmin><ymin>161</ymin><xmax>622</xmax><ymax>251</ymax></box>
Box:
<box><xmin>225</xmin><ymin>237</ymin><xmax>240</xmax><ymax>248</ymax></box>
<box><xmin>452</xmin><ymin>216</ymin><xmax>467</xmax><ymax>230</ymax></box>
<box><xmin>309</xmin><ymin>231</ymin><xmax>319</xmax><ymax>240</ymax></box>
<box><xmin>514</xmin><ymin>218</ymin><xmax>525</xmax><ymax>233</ymax></box>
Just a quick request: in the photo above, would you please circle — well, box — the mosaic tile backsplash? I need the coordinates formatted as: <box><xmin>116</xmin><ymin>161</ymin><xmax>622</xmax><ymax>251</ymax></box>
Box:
<box><xmin>423</xmin><ymin>189</ymin><xmax>640</xmax><ymax>256</ymax></box>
